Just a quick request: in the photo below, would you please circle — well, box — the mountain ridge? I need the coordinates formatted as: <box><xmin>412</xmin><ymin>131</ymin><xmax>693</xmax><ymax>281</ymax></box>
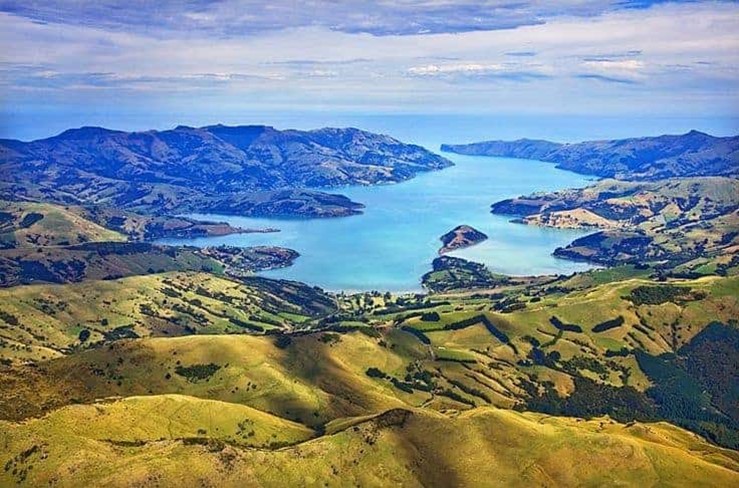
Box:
<box><xmin>0</xmin><ymin>124</ymin><xmax>453</xmax><ymax>218</ymax></box>
<box><xmin>441</xmin><ymin>130</ymin><xmax>739</xmax><ymax>180</ymax></box>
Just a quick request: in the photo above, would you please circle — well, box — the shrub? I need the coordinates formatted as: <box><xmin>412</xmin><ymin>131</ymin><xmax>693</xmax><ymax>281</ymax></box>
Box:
<box><xmin>319</xmin><ymin>333</ymin><xmax>341</xmax><ymax>344</ymax></box>
<box><xmin>447</xmin><ymin>379</ymin><xmax>490</xmax><ymax>403</ymax></box>
<box><xmin>592</xmin><ymin>316</ymin><xmax>625</xmax><ymax>333</ymax></box>
<box><xmin>391</xmin><ymin>378</ymin><xmax>415</xmax><ymax>394</ymax></box>
<box><xmin>0</xmin><ymin>310</ymin><xmax>19</xmax><ymax>326</ymax></box>
<box><xmin>19</xmin><ymin>212</ymin><xmax>44</xmax><ymax>228</ymax></box>
<box><xmin>438</xmin><ymin>389</ymin><xmax>474</xmax><ymax>406</ymax></box>
<box><xmin>605</xmin><ymin>347</ymin><xmax>631</xmax><ymax>358</ymax></box>
<box><xmin>420</xmin><ymin>311</ymin><xmax>441</xmax><ymax>322</ymax></box>
<box><xmin>78</xmin><ymin>329</ymin><xmax>91</xmax><ymax>342</ymax></box>
<box><xmin>628</xmin><ymin>285</ymin><xmax>690</xmax><ymax>306</ymax></box>
<box><xmin>357</xmin><ymin>327</ymin><xmax>382</xmax><ymax>338</ymax></box>
<box><xmin>174</xmin><ymin>363</ymin><xmax>221</xmax><ymax>382</ymax></box>
<box><xmin>549</xmin><ymin>316</ymin><xmax>583</xmax><ymax>333</ymax></box>
<box><xmin>365</xmin><ymin>367</ymin><xmax>387</xmax><ymax>379</ymax></box>
<box><xmin>228</xmin><ymin>316</ymin><xmax>264</xmax><ymax>332</ymax></box>
<box><xmin>445</xmin><ymin>315</ymin><xmax>510</xmax><ymax>344</ymax></box>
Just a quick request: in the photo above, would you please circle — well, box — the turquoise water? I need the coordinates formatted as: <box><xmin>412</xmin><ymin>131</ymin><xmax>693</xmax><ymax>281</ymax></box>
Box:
<box><xmin>157</xmin><ymin>151</ymin><xmax>596</xmax><ymax>292</ymax></box>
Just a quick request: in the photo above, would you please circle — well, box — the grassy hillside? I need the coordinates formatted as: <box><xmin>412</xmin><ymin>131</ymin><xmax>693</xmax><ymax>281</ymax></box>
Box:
<box><xmin>0</xmin><ymin>242</ymin><xmax>299</xmax><ymax>287</ymax></box>
<box><xmin>0</xmin><ymin>199</ymin><xmax>260</xmax><ymax>255</ymax></box>
<box><xmin>0</xmin><ymin>257</ymin><xmax>737</xmax><ymax>485</ymax></box>
<box><xmin>0</xmin><ymin>332</ymin><xmax>413</xmax><ymax>426</ymax></box>
<box><xmin>75</xmin><ymin>204</ymin><xmax>274</xmax><ymax>240</ymax></box>
<box><xmin>2</xmin><ymin>274</ymin><xmax>737</xmax><ymax>445</ymax></box>
<box><xmin>0</xmin><ymin>200</ymin><xmax>126</xmax><ymax>248</ymax></box>
<box><xmin>1</xmin><ymin>403</ymin><xmax>737</xmax><ymax>487</ymax></box>
<box><xmin>0</xmin><ymin>272</ymin><xmax>335</xmax><ymax>363</ymax></box>
<box><xmin>0</xmin><ymin>242</ymin><xmax>222</xmax><ymax>287</ymax></box>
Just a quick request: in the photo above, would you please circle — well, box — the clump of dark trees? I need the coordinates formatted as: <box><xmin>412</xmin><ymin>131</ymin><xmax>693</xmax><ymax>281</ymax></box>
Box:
<box><xmin>174</xmin><ymin>363</ymin><xmax>221</xmax><ymax>382</ymax></box>
<box><xmin>520</xmin><ymin>322</ymin><xmax>739</xmax><ymax>449</ymax></box>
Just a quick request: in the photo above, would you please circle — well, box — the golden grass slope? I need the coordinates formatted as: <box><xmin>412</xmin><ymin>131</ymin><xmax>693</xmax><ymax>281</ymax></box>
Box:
<box><xmin>0</xmin><ymin>275</ymin><xmax>738</xmax><ymax>486</ymax></box>
<box><xmin>1</xmin><ymin>404</ymin><xmax>737</xmax><ymax>487</ymax></box>
<box><xmin>0</xmin><ymin>200</ymin><xmax>126</xmax><ymax>247</ymax></box>
<box><xmin>2</xmin><ymin>274</ymin><xmax>737</xmax><ymax>421</ymax></box>
<box><xmin>0</xmin><ymin>333</ymin><xmax>414</xmax><ymax>426</ymax></box>
<box><xmin>524</xmin><ymin>207</ymin><xmax>623</xmax><ymax>229</ymax></box>
<box><xmin>0</xmin><ymin>271</ymin><xmax>330</xmax><ymax>363</ymax></box>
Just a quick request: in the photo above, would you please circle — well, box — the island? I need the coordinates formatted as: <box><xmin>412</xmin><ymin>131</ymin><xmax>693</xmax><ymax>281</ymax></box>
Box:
<box><xmin>438</xmin><ymin>225</ymin><xmax>488</xmax><ymax>255</ymax></box>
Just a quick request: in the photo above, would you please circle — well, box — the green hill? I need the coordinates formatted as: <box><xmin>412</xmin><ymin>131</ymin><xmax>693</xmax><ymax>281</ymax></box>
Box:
<box><xmin>0</xmin><ymin>242</ymin><xmax>299</xmax><ymax>288</ymax></box>
<box><xmin>0</xmin><ymin>271</ymin><xmax>335</xmax><ymax>363</ymax></box>
<box><xmin>0</xmin><ymin>201</ymin><xmax>126</xmax><ymax>248</ymax></box>
<box><xmin>1</xmin><ymin>245</ymin><xmax>737</xmax><ymax>486</ymax></box>
<box><xmin>2</xmin><ymin>274</ymin><xmax>737</xmax><ymax>448</ymax></box>
<box><xmin>2</xmin><ymin>403</ymin><xmax>737</xmax><ymax>487</ymax></box>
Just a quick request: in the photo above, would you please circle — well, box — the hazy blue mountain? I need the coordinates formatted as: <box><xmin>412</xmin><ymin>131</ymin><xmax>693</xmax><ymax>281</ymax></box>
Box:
<box><xmin>441</xmin><ymin>130</ymin><xmax>739</xmax><ymax>180</ymax></box>
<box><xmin>0</xmin><ymin>125</ymin><xmax>452</xmax><ymax>217</ymax></box>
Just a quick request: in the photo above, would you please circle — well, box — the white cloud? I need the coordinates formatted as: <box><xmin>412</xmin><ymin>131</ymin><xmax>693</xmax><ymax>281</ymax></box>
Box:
<box><xmin>407</xmin><ymin>63</ymin><xmax>504</xmax><ymax>76</ymax></box>
<box><xmin>0</xmin><ymin>1</ymin><xmax>737</xmax><ymax>119</ymax></box>
<box><xmin>582</xmin><ymin>60</ymin><xmax>644</xmax><ymax>72</ymax></box>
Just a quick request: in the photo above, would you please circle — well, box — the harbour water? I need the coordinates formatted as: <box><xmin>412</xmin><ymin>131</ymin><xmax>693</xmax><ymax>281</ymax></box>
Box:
<box><xmin>157</xmin><ymin>148</ymin><xmax>596</xmax><ymax>292</ymax></box>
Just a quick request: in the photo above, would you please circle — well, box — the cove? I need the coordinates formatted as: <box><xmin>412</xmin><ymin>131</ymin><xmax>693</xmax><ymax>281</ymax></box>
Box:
<box><xmin>157</xmin><ymin>152</ymin><xmax>595</xmax><ymax>292</ymax></box>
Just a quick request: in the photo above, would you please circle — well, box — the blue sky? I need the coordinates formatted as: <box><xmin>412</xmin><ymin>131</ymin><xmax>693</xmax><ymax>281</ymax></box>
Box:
<box><xmin>0</xmin><ymin>1</ymin><xmax>737</xmax><ymax>139</ymax></box>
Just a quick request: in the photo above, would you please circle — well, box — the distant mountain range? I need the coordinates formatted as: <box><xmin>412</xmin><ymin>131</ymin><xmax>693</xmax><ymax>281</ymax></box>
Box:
<box><xmin>441</xmin><ymin>130</ymin><xmax>739</xmax><ymax>180</ymax></box>
<box><xmin>0</xmin><ymin>125</ymin><xmax>452</xmax><ymax>218</ymax></box>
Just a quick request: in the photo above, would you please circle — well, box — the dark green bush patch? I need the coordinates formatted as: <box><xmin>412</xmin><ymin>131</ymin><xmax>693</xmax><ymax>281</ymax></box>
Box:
<box><xmin>549</xmin><ymin>316</ymin><xmax>583</xmax><ymax>333</ymax></box>
<box><xmin>365</xmin><ymin>367</ymin><xmax>388</xmax><ymax>379</ymax></box>
<box><xmin>174</xmin><ymin>363</ymin><xmax>221</xmax><ymax>382</ymax></box>
<box><xmin>592</xmin><ymin>316</ymin><xmax>625</xmax><ymax>333</ymax></box>
<box><xmin>420</xmin><ymin>311</ymin><xmax>441</xmax><ymax>322</ymax></box>
<box><xmin>628</xmin><ymin>285</ymin><xmax>692</xmax><ymax>306</ymax></box>
<box><xmin>274</xmin><ymin>335</ymin><xmax>292</xmax><ymax>349</ymax></box>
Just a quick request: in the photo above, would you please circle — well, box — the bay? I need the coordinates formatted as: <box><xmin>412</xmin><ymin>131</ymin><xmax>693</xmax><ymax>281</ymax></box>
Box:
<box><xmin>157</xmin><ymin>150</ymin><xmax>596</xmax><ymax>292</ymax></box>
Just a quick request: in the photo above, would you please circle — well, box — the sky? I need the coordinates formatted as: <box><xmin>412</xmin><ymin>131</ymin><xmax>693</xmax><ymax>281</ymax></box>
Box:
<box><xmin>0</xmin><ymin>1</ymin><xmax>738</xmax><ymax>141</ymax></box>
